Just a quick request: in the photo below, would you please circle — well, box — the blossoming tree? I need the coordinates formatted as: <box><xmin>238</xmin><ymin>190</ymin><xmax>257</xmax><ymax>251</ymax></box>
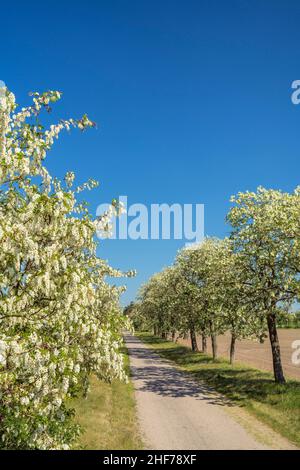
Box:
<box><xmin>227</xmin><ymin>187</ymin><xmax>300</xmax><ymax>383</ymax></box>
<box><xmin>0</xmin><ymin>87</ymin><xmax>130</xmax><ymax>449</ymax></box>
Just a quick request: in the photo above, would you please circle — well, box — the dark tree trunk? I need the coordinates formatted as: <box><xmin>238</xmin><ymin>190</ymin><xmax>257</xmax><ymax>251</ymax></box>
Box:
<box><xmin>211</xmin><ymin>334</ymin><xmax>217</xmax><ymax>360</ymax></box>
<box><xmin>161</xmin><ymin>332</ymin><xmax>167</xmax><ymax>339</ymax></box>
<box><xmin>230</xmin><ymin>334</ymin><xmax>236</xmax><ymax>364</ymax></box>
<box><xmin>202</xmin><ymin>335</ymin><xmax>207</xmax><ymax>353</ymax></box>
<box><xmin>153</xmin><ymin>326</ymin><xmax>157</xmax><ymax>336</ymax></box>
<box><xmin>190</xmin><ymin>327</ymin><xmax>199</xmax><ymax>352</ymax></box>
<box><xmin>171</xmin><ymin>331</ymin><xmax>176</xmax><ymax>342</ymax></box>
<box><xmin>267</xmin><ymin>313</ymin><xmax>286</xmax><ymax>384</ymax></box>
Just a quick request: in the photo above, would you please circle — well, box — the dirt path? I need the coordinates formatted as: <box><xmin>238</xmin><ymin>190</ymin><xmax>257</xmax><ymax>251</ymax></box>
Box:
<box><xmin>125</xmin><ymin>334</ymin><xmax>295</xmax><ymax>450</ymax></box>
<box><xmin>125</xmin><ymin>334</ymin><xmax>292</xmax><ymax>450</ymax></box>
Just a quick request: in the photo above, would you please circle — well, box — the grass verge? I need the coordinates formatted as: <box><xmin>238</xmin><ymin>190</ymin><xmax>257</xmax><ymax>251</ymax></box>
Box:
<box><xmin>136</xmin><ymin>331</ymin><xmax>300</xmax><ymax>448</ymax></box>
<box><xmin>70</xmin><ymin>348</ymin><xmax>143</xmax><ymax>450</ymax></box>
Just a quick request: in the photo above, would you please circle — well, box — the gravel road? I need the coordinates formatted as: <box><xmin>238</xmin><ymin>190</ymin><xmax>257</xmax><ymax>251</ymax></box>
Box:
<box><xmin>125</xmin><ymin>334</ymin><xmax>294</xmax><ymax>450</ymax></box>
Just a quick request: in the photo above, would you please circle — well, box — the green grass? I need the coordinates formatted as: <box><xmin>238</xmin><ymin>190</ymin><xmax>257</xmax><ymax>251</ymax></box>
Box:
<box><xmin>70</xmin><ymin>349</ymin><xmax>143</xmax><ymax>450</ymax></box>
<box><xmin>136</xmin><ymin>331</ymin><xmax>300</xmax><ymax>448</ymax></box>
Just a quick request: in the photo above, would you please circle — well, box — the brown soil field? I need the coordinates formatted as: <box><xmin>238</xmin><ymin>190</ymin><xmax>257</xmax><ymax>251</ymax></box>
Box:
<box><xmin>176</xmin><ymin>329</ymin><xmax>300</xmax><ymax>380</ymax></box>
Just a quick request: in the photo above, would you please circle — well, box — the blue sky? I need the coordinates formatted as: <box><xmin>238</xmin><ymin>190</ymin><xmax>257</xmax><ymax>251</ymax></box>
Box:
<box><xmin>1</xmin><ymin>0</ymin><xmax>300</xmax><ymax>304</ymax></box>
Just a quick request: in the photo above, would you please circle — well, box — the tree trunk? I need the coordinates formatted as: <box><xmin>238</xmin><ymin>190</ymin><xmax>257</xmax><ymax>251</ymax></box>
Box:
<box><xmin>190</xmin><ymin>327</ymin><xmax>199</xmax><ymax>352</ymax></box>
<box><xmin>202</xmin><ymin>335</ymin><xmax>207</xmax><ymax>353</ymax></box>
<box><xmin>211</xmin><ymin>334</ymin><xmax>217</xmax><ymax>360</ymax></box>
<box><xmin>230</xmin><ymin>334</ymin><xmax>236</xmax><ymax>364</ymax></box>
<box><xmin>171</xmin><ymin>331</ymin><xmax>176</xmax><ymax>342</ymax></box>
<box><xmin>267</xmin><ymin>313</ymin><xmax>286</xmax><ymax>384</ymax></box>
<box><xmin>153</xmin><ymin>326</ymin><xmax>157</xmax><ymax>336</ymax></box>
<box><xmin>161</xmin><ymin>332</ymin><xmax>167</xmax><ymax>339</ymax></box>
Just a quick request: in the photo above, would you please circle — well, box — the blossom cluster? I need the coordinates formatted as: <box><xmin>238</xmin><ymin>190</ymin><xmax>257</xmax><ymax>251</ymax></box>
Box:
<box><xmin>0</xmin><ymin>88</ymin><xmax>130</xmax><ymax>449</ymax></box>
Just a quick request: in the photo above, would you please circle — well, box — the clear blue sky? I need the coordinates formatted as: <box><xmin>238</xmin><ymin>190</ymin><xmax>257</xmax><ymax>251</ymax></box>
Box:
<box><xmin>2</xmin><ymin>0</ymin><xmax>300</xmax><ymax>304</ymax></box>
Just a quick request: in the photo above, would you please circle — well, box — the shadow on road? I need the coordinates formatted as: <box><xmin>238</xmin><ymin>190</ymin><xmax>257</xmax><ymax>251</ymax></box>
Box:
<box><xmin>126</xmin><ymin>336</ymin><xmax>231</xmax><ymax>406</ymax></box>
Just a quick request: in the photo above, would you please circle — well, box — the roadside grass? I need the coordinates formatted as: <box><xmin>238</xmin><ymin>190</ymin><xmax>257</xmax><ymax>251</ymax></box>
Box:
<box><xmin>70</xmin><ymin>348</ymin><xmax>143</xmax><ymax>450</ymax></box>
<box><xmin>136</xmin><ymin>331</ymin><xmax>300</xmax><ymax>448</ymax></box>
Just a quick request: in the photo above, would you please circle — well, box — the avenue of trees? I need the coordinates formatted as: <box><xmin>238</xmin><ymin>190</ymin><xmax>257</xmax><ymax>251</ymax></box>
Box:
<box><xmin>1</xmin><ymin>85</ymin><xmax>299</xmax><ymax>449</ymax></box>
<box><xmin>0</xmin><ymin>88</ymin><xmax>131</xmax><ymax>449</ymax></box>
<box><xmin>131</xmin><ymin>187</ymin><xmax>300</xmax><ymax>385</ymax></box>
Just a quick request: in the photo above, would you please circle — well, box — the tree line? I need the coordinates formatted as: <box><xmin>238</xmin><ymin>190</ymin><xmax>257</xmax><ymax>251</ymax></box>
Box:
<box><xmin>129</xmin><ymin>187</ymin><xmax>300</xmax><ymax>384</ymax></box>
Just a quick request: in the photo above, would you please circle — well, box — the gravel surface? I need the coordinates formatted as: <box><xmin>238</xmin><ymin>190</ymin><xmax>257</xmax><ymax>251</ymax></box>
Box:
<box><xmin>126</xmin><ymin>334</ymin><xmax>273</xmax><ymax>450</ymax></box>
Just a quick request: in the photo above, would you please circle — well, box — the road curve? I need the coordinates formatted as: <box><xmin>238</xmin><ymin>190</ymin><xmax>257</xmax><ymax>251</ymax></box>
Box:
<box><xmin>125</xmin><ymin>334</ymin><xmax>268</xmax><ymax>450</ymax></box>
